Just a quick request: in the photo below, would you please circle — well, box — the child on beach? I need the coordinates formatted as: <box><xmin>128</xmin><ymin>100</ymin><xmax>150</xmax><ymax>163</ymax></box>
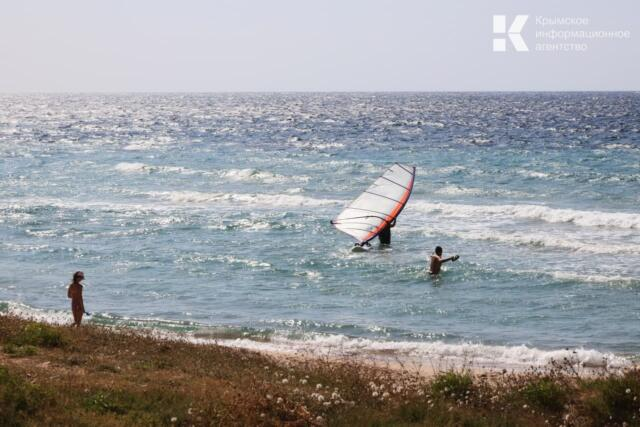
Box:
<box><xmin>67</xmin><ymin>271</ymin><xmax>87</xmax><ymax>326</ymax></box>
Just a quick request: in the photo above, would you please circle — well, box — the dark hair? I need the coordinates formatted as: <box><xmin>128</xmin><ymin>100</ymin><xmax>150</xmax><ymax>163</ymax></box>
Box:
<box><xmin>73</xmin><ymin>271</ymin><xmax>84</xmax><ymax>282</ymax></box>
<box><xmin>435</xmin><ymin>246</ymin><xmax>443</xmax><ymax>255</ymax></box>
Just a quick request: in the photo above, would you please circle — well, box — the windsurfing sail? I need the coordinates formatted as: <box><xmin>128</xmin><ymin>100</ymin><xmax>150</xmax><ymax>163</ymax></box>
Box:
<box><xmin>331</xmin><ymin>163</ymin><xmax>416</xmax><ymax>244</ymax></box>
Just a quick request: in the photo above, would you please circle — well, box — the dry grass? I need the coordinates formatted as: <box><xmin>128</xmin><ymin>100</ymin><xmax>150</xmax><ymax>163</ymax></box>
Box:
<box><xmin>0</xmin><ymin>315</ymin><xmax>639</xmax><ymax>426</ymax></box>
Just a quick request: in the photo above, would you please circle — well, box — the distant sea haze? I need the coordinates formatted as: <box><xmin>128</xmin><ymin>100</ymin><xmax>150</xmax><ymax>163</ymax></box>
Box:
<box><xmin>1</xmin><ymin>93</ymin><xmax>639</xmax><ymax>368</ymax></box>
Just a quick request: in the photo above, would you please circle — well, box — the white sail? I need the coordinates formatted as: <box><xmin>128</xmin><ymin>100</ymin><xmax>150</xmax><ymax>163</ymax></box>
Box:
<box><xmin>331</xmin><ymin>163</ymin><xmax>416</xmax><ymax>244</ymax></box>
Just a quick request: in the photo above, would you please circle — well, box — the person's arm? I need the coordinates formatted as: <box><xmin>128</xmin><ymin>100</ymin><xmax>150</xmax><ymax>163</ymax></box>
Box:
<box><xmin>441</xmin><ymin>255</ymin><xmax>460</xmax><ymax>263</ymax></box>
<box><xmin>67</xmin><ymin>285</ymin><xmax>72</xmax><ymax>299</ymax></box>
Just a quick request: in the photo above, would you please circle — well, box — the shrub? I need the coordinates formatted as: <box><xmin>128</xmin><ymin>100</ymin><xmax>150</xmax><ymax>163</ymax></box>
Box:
<box><xmin>431</xmin><ymin>371</ymin><xmax>473</xmax><ymax>398</ymax></box>
<box><xmin>521</xmin><ymin>378</ymin><xmax>567</xmax><ymax>412</ymax></box>
<box><xmin>9</xmin><ymin>323</ymin><xmax>65</xmax><ymax>348</ymax></box>
<box><xmin>0</xmin><ymin>366</ymin><xmax>46</xmax><ymax>425</ymax></box>
<box><xmin>3</xmin><ymin>343</ymin><xmax>38</xmax><ymax>357</ymax></box>
<box><xmin>584</xmin><ymin>371</ymin><xmax>640</xmax><ymax>424</ymax></box>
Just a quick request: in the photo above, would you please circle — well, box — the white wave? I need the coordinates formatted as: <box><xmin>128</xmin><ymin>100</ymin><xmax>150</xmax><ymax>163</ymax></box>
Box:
<box><xmin>410</xmin><ymin>201</ymin><xmax>640</xmax><ymax>229</ymax></box>
<box><xmin>114</xmin><ymin>163</ymin><xmax>308</xmax><ymax>184</ymax></box>
<box><xmin>605</xmin><ymin>143</ymin><xmax>636</xmax><ymax>150</ymax></box>
<box><xmin>209</xmin><ymin>332</ymin><xmax>630</xmax><ymax>370</ymax></box>
<box><xmin>213</xmin><ymin>255</ymin><xmax>271</xmax><ymax>269</ymax></box>
<box><xmin>430</xmin><ymin>165</ymin><xmax>467</xmax><ymax>174</ymax></box>
<box><xmin>498</xmin><ymin>268</ymin><xmax>640</xmax><ymax>287</ymax></box>
<box><xmin>176</xmin><ymin>253</ymin><xmax>271</xmax><ymax>269</ymax></box>
<box><xmin>295</xmin><ymin>270</ymin><xmax>323</xmax><ymax>281</ymax></box>
<box><xmin>546</xmin><ymin>271</ymin><xmax>639</xmax><ymax>286</ymax></box>
<box><xmin>2</xmin><ymin>301</ymin><xmax>72</xmax><ymax>325</ymax></box>
<box><xmin>114</xmin><ymin>162</ymin><xmax>198</xmax><ymax>175</ymax></box>
<box><xmin>122</xmin><ymin>137</ymin><xmax>175</xmax><ymax>151</ymax></box>
<box><xmin>0</xmin><ymin>212</ymin><xmax>33</xmax><ymax>224</ymax></box>
<box><xmin>1</xmin><ymin>197</ymin><xmax>176</xmax><ymax>216</ymax></box>
<box><xmin>290</xmin><ymin>141</ymin><xmax>345</xmax><ymax>150</ymax></box>
<box><xmin>434</xmin><ymin>186</ymin><xmax>484</xmax><ymax>196</ymax></box>
<box><xmin>1</xmin><ymin>302</ymin><xmax>631</xmax><ymax>370</ymax></box>
<box><xmin>206</xmin><ymin>219</ymin><xmax>270</xmax><ymax>232</ymax></box>
<box><xmin>146</xmin><ymin>191</ymin><xmax>341</xmax><ymax>208</ymax></box>
<box><xmin>2</xmin><ymin>192</ymin><xmax>339</xmax><ymax>216</ymax></box>
<box><xmin>517</xmin><ymin>169</ymin><xmax>550</xmax><ymax>178</ymax></box>
<box><xmin>433</xmin><ymin>186</ymin><xmax>530</xmax><ymax>198</ymax></box>
<box><xmin>218</xmin><ymin>168</ymin><xmax>308</xmax><ymax>184</ymax></box>
<box><xmin>442</xmin><ymin>228</ymin><xmax>640</xmax><ymax>255</ymax></box>
<box><xmin>1</xmin><ymin>243</ymin><xmax>50</xmax><ymax>252</ymax></box>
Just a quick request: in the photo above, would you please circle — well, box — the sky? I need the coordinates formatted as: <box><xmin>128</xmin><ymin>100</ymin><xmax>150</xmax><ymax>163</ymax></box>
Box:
<box><xmin>1</xmin><ymin>0</ymin><xmax>638</xmax><ymax>92</ymax></box>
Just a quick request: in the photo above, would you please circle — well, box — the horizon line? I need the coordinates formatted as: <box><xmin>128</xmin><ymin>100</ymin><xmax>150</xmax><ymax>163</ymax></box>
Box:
<box><xmin>1</xmin><ymin>89</ymin><xmax>639</xmax><ymax>95</ymax></box>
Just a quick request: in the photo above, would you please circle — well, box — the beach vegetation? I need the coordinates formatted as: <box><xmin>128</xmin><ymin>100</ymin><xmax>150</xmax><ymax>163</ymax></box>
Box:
<box><xmin>582</xmin><ymin>370</ymin><xmax>640</xmax><ymax>425</ymax></box>
<box><xmin>431</xmin><ymin>370</ymin><xmax>474</xmax><ymax>398</ymax></box>
<box><xmin>0</xmin><ymin>316</ymin><xmax>638</xmax><ymax>426</ymax></box>
<box><xmin>520</xmin><ymin>377</ymin><xmax>568</xmax><ymax>412</ymax></box>
<box><xmin>3</xmin><ymin>343</ymin><xmax>38</xmax><ymax>357</ymax></box>
<box><xmin>8</xmin><ymin>322</ymin><xmax>65</xmax><ymax>348</ymax></box>
<box><xmin>0</xmin><ymin>365</ymin><xmax>47</xmax><ymax>425</ymax></box>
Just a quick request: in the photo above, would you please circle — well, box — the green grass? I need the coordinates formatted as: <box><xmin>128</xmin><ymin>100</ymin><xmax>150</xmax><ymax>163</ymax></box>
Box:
<box><xmin>583</xmin><ymin>371</ymin><xmax>640</xmax><ymax>425</ymax></box>
<box><xmin>3</xmin><ymin>343</ymin><xmax>38</xmax><ymax>357</ymax></box>
<box><xmin>521</xmin><ymin>377</ymin><xmax>568</xmax><ymax>412</ymax></box>
<box><xmin>431</xmin><ymin>371</ymin><xmax>474</xmax><ymax>398</ymax></box>
<box><xmin>8</xmin><ymin>322</ymin><xmax>65</xmax><ymax>348</ymax></box>
<box><xmin>0</xmin><ymin>366</ymin><xmax>47</xmax><ymax>426</ymax></box>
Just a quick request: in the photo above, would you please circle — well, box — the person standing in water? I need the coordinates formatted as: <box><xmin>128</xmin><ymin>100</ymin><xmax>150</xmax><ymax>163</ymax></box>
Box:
<box><xmin>429</xmin><ymin>246</ymin><xmax>459</xmax><ymax>274</ymax></box>
<box><xmin>67</xmin><ymin>271</ymin><xmax>87</xmax><ymax>327</ymax></box>
<box><xmin>378</xmin><ymin>218</ymin><xmax>396</xmax><ymax>245</ymax></box>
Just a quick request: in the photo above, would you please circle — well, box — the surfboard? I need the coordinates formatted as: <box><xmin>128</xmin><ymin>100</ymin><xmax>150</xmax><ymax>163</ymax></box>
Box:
<box><xmin>332</xmin><ymin>163</ymin><xmax>416</xmax><ymax>246</ymax></box>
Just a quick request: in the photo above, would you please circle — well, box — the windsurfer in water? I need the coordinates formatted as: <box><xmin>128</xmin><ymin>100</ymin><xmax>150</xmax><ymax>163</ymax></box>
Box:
<box><xmin>378</xmin><ymin>218</ymin><xmax>396</xmax><ymax>245</ymax></box>
<box><xmin>429</xmin><ymin>246</ymin><xmax>459</xmax><ymax>274</ymax></box>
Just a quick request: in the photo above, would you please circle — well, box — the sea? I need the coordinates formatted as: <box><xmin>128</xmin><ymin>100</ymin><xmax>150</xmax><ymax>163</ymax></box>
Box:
<box><xmin>1</xmin><ymin>93</ymin><xmax>638</xmax><ymax>369</ymax></box>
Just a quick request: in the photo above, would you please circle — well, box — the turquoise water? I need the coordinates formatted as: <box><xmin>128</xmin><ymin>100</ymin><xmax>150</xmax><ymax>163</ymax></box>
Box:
<box><xmin>1</xmin><ymin>93</ymin><xmax>639</xmax><ymax>367</ymax></box>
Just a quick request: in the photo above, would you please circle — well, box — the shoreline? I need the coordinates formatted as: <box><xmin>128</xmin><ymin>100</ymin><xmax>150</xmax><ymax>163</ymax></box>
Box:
<box><xmin>2</xmin><ymin>300</ymin><xmax>633</xmax><ymax>375</ymax></box>
<box><xmin>1</xmin><ymin>315</ymin><xmax>639</xmax><ymax>426</ymax></box>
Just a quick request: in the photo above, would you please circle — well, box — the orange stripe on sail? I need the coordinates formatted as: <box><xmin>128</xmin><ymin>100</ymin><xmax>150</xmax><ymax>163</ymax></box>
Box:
<box><xmin>361</xmin><ymin>171</ymin><xmax>414</xmax><ymax>243</ymax></box>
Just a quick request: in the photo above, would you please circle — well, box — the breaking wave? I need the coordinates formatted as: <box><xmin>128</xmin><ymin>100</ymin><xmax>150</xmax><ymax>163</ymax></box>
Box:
<box><xmin>0</xmin><ymin>302</ymin><xmax>630</xmax><ymax>371</ymax></box>
<box><xmin>411</xmin><ymin>201</ymin><xmax>640</xmax><ymax>229</ymax></box>
<box><xmin>145</xmin><ymin>191</ymin><xmax>341</xmax><ymax>208</ymax></box>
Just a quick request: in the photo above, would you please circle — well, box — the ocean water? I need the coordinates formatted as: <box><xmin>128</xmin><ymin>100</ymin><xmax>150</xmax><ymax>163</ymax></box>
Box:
<box><xmin>1</xmin><ymin>93</ymin><xmax>639</xmax><ymax>369</ymax></box>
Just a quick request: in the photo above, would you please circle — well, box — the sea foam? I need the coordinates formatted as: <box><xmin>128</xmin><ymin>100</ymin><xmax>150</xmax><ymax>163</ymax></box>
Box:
<box><xmin>1</xmin><ymin>302</ymin><xmax>630</xmax><ymax>371</ymax></box>
<box><xmin>410</xmin><ymin>201</ymin><xmax>640</xmax><ymax>229</ymax></box>
<box><xmin>146</xmin><ymin>191</ymin><xmax>341</xmax><ymax>208</ymax></box>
